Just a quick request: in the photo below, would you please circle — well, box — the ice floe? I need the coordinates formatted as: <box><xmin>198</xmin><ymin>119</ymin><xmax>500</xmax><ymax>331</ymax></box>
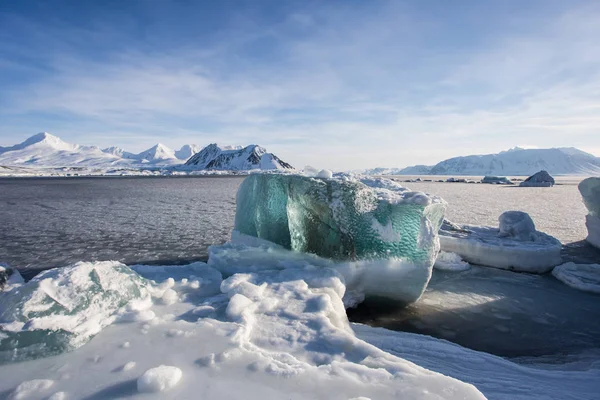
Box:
<box><xmin>552</xmin><ymin>262</ymin><xmax>600</xmax><ymax>294</ymax></box>
<box><xmin>439</xmin><ymin>212</ymin><xmax>562</xmax><ymax>273</ymax></box>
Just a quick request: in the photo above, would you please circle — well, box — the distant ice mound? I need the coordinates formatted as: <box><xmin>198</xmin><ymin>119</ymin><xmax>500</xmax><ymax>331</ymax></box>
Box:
<box><xmin>579</xmin><ymin>177</ymin><xmax>600</xmax><ymax>249</ymax></box>
<box><xmin>519</xmin><ymin>170</ymin><xmax>555</xmax><ymax>187</ymax></box>
<box><xmin>481</xmin><ymin>176</ymin><xmax>513</xmax><ymax>185</ymax></box>
<box><xmin>0</xmin><ymin>261</ymin><xmax>150</xmax><ymax>363</ymax></box>
<box><xmin>231</xmin><ymin>174</ymin><xmax>446</xmax><ymax>303</ymax></box>
<box><xmin>552</xmin><ymin>262</ymin><xmax>600</xmax><ymax>294</ymax></box>
<box><xmin>439</xmin><ymin>211</ymin><xmax>562</xmax><ymax>273</ymax></box>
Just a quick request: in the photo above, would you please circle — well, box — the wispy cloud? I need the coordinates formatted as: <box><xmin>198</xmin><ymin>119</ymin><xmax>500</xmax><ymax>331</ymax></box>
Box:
<box><xmin>1</xmin><ymin>1</ymin><xmax>599</xmax><ymax>169</ymax></box>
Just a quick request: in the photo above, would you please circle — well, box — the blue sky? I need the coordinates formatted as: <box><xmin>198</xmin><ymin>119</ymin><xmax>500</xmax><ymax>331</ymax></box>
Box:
<box><xmin>1</xmin><ymin>0</ymin><xmax>599</xmax><ymax>169</ymax></box>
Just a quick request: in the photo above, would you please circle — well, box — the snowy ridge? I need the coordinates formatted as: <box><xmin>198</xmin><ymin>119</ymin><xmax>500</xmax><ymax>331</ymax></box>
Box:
<box><xmin>368</xmin><ymin>147</ymin><xmax>600</xmax><ymax>176</ymax></box>
<box><xmin>184</xmin><ymin>143</ymin><xmax>294</xmax><ymax>171</ymax></box>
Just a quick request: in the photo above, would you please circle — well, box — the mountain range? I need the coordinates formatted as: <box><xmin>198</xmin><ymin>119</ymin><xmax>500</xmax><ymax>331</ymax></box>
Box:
<box><xmin>0</xmin><ymin>133</ymin><xmax>294</xmax><ymax>171</ymax></box>
<box><xmin>365</xmin><ymin>147</ymin><xmax>600</xmax><ymax>176</ymax></box>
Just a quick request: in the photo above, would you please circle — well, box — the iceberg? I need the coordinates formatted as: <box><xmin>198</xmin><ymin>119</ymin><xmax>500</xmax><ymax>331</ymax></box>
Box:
<box><xmin>519</xmin><ymin>170</ymin><xmax>555</xmax><ymax>187</ymax></box>
<box><xmin>232</xmin><ymin>174</ymin><xmax>446</xmax><ymax>303</ymax></box>
<box><xmin>0</xmin><ymin>261</ymin><xmax>150</xmax><ymax>363</ymax></box>
<box><xmin>579</xmin><ymin>177</ymin><xmax>600</xmax><ymax>249</ymax></box>
<box><xmin>439</xmin><ymin>211</ymin><xmax>562</xmax><ymax>273</ymax></box>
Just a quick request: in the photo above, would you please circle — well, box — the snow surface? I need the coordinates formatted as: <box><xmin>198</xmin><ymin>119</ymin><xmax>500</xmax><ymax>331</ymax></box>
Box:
<box><xmin>0</xmin><ymin>260</ymin><xmax>485</xmax><ymax>400</ymax></box>
<box><xmin>434</xmin><ymin>251</ymin><xmax>471</xmax><ymax>271</ymax></box>
<box><xmin>552</xmin><ymin>262</ymin><xmax>600</xmax><ymax>294</ymax></box>
<box><xmin>439</xmin><ymin>212</ymin><xmax>562</xmax><ymax>273</ymax></box>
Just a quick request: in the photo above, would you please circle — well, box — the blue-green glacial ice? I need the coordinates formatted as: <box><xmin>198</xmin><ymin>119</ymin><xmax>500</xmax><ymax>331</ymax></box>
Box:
<box><xmin>231</xmin><ymin>174</ymin><xmax>447</xmax><ymax>303</ymax></box>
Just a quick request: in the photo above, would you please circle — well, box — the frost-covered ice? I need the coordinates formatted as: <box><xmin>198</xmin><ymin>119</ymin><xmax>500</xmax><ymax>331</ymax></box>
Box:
<box><xmin>481</xmin><ymin>176</ymin><xmax>513</xmax><ymax>185</ymax></box>
<box><xmin>0</xmin><ymin>261</ymin><xmax>150</xmax><ymax>362</ymax></box>
<box><xmin>552</xmin><ymin>262</ymin><xmax>600</xmax><ymax>294</ymax></box>
<box><xmin>434</xmin><ymin>251</ymin><xmax>471</xmax><ymax>271</ymax></box>
<box><xmin>233</xmin><ymin>174</ymin><xmax>446</xmax><ymax>302</ymax></box>
<box><xmin>0</xmin><ymin>264</ymin><xmax>24</xmax><ymax>291</ymax></box>
<box><xmin>579</xmin><ymin>177</ymin><xmax>600</xmax><ymax>248</ymax></box>
<box><xmin>519</xmin><ymin>170</ymin><xmax>555</xmax><ymax>187</ymax></box>
<box><xmin>439</xmin><ymin>212</ymin><xmax>562</xmax><ymax>273</ymax></box>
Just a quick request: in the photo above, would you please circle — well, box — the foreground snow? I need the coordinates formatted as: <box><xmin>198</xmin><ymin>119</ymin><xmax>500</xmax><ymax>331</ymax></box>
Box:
<box><xmin>0</xmin><ymin>258</ymin><xmax>485</xmax><ymax>400</ymax></box>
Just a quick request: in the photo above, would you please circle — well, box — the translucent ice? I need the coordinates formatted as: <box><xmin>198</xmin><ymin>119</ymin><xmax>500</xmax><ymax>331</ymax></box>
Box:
<box><xmin>579</xmin><ymin>177</ymin><xmax>600</xmax><ymax>248</ymax></box>
<box><xmin>232</xmin><ymin>174</ymin><xmax>446</xmax><ymax>302</ymax></box>
<box><xmin>0</xmin><ymin>261</ymin><xmax>150</xmax><ymax>363</ymax></box>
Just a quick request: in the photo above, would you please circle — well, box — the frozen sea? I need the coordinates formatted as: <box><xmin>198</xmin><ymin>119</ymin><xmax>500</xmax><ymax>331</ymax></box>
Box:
<box><xmin>1</xmin><ymin>175</ymin><xmax>599</xmax><ymax>364</ymax></box>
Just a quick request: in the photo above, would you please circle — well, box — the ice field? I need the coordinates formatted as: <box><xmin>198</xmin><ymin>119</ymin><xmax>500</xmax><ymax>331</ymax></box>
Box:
<box><xmin>0</xmin><ymin>174</ymin><xmax>599</xmax><ymax>400</ymax></box>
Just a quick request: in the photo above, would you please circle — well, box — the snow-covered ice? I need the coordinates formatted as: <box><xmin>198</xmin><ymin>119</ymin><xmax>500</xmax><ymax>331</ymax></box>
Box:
<box><xmin>434</xmin><ymin>251</ymin><xmax>471</xmax><ymax>271</ymax></box>
<box><xmin>439</xmin><ymin>212</ymin><xmax>562</xmax><ymax>273</ymax></box>
<box><xmin>0</xmin><ymin>260</ymin><xmax>486</xmax><ymax>400</ymax></box>
<box><xmin>0</xmin><ymin>261</ymin><xmax>150</xmax><ymax>362</ymax></box>
<box><xmin>233</xmin><ymin>174</ymin><xmax>446</xmax><ymax>302</ymax></box>
<box><xmin>481</xmin><ymin>176</ymin><xmax>513</xmax><ymax>185</ymax></box>
<box><xmin>579</xmin><ymin>177</ymin><xmax>600</xmax><ymax>248</ymax></box>
<box><xmin>552</xmin><ymin>262</ymin><xmax>600</xmax><ymax>294</ymax></box>
<box><xmin>137</xmin><ymin>365</ymin><xmax>182</xmax><ymax>393</ymax></box>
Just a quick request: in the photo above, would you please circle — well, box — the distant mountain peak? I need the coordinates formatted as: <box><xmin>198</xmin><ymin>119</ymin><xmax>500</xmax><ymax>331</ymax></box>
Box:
<box><xmin>185</xmin><ymin>143</ymin><xmax>293</xmax><ymax>171</ymax></box>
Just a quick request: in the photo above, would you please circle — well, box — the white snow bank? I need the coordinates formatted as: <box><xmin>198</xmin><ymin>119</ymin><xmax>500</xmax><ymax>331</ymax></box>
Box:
<box><xmin>434</xmin><ymin>251</ymin><xmax>471</xmax><ymax>271</ymax></box>
<box><xmin>137</xmin><ymin>365</ymin><xmax>182</xmax><ymax>393</ymax></box>
<box><xmin>0</xmin><ymin>258</ymin><xmax>484</xmax><ymax>400</ymax></box>
<box><xmin>440</xmin><ymin>212</ymin><xmax>562</xmax><ymax>273</ymax></box>
<box><xmin>552</xmin><ymin>262</ymin><xmax>600</xmax><ymax>294</ymax></box>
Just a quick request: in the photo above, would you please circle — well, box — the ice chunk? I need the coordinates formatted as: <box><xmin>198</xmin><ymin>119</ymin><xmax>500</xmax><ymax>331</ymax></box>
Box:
<box><xmin>232</xmin><ymin>174</ymin><xmax>446</xmax><ymax>302</ymax></box>
<box><xmin>481</xmin><ymin>176</ymin><xmax>513</xmax><ymax>184</ymax></box>
<box><xmin>579</xmin><ymin>177</ymin><xmax>600</xmax><ymax>248</ymax></box>
<box><xmin>434</xmin><ymin>251</ymin><xmax>470</xmax><ymax>271</ymax></box>
<box><xmin>519</xmin><ymin>170</ymin><xmax>555</xmax><ymax>187</ymax></box>
<box><xmin>0</xmin><ymin>261</ymin><xmax>149</xmax><ymax>363</ymax></box>
<box><xmin>137</xmin><ymin>365</ymin><xmax>182</xmax><ymax>393</ymax></box>
<box><xmin>552</xmin><ymin>262</ymin><xmax>600</xmax><ymax>294</ymax></box>
<box><xmin>439</xmin><ymin>212</ymin><xmax>562</xmax><ymax>273</ymax></box>
<box><xmin>498</xmin><ymin>211</ymin><xmax>537</xmax><ymax>241</ymax></box>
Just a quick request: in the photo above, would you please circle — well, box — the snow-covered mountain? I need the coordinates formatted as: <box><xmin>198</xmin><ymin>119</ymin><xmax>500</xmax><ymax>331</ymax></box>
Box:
<box><xmin>0</xmin><ymin>132</ymin><xmax>126</xmax><ymax>167</ymax></box>
<box><xmin>185</xmin><ymin>143</ymin><xmax>293</xmax><ymax>170</ymax></box>
<box><xmin>0</xmin><ymin>133</ymin><xmax>293</xmax><ymax>171</ymax></box>
<box><xmin>377</xmin><ymin>147</ymin><xmax>600</xmax><ymax>176</ymax></box>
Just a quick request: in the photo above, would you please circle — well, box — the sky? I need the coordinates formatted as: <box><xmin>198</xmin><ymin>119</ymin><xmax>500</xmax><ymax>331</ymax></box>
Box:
<box><xmin>1</xmin><ymin>0</ymin><xmax>599</xmax><ymax>170</ymax></box>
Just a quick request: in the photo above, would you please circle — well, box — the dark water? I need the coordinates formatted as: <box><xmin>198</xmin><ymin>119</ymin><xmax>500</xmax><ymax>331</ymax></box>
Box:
<box><xmin>0</xmin><ymin>176</ymin><xmax>244</xmax><ymax>272</ymax></box>
<box><xmin>1</xmin><ymin>176</ymin><xmax>599</xmax><ymax>362</ymax></box>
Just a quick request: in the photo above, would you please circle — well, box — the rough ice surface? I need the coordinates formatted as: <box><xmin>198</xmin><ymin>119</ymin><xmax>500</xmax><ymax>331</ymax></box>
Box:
<box><xmin>579</xmin><ymin>177</ymin><xmax>600</xmax><ymax>248</ymax></box>
<box><xmin>0</xmin><ymin>261</ymin><xmax>150</xmax><ymax>363</ymax></box>
<box><xmin>482</xmin><ymin>176</ymin><xmax>513</xmax><ymax>185</ymax></box>
<box><xmin>9</xmin><ymin>379</ymin><xmax>54</xmax><ymax>399</ymax></box>
<box><xmin>519</xmin><ymin>170</ymin><xmax>555</xmax><ymax>187</ymax></box>
<box><xmin>552</xmin><ymin>262</ymin><xmax>600</xmax><ymax>294</ymax></box>
<box><xmin>434</xmin><ymin>251</ymin><xmax>471</xmax><ymax>271</ymax></box>
<box><xmin>439</xmin><ymin>212</ymin><xmax>562</xmax><ymax>273</ymax></box>
<box><xmin>233</xmin><ymin>174</ymin><xmax>446</xmax><ymax>302</ymax></box>
<box><xmin>137</xmin><ymin>365</ymin><xmax>183</xmax><ymax>393</ymax></box>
